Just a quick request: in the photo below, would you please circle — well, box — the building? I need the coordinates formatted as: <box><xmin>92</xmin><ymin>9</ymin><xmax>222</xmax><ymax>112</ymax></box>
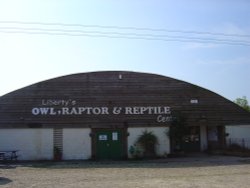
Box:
<box><xmin>0</xmin><ymin>71</ymin><xmax>250</xmax><ymax>160</ymax></box>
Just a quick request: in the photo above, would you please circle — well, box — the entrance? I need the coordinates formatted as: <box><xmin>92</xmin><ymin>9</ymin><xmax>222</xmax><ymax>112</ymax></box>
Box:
<box><xmin>182</xmin><ymin>126</ymin><xmax>200</xmax><ymax>152</ymax></box>
<box><xmin>207</xmin><ymin>126</ymin><xmax>224</xmax><ymax>150</ymax></box>
<box><xmin>94</xmin><ymin>129</ymin><xmax>124</xmax><ymax>160</ymax></box>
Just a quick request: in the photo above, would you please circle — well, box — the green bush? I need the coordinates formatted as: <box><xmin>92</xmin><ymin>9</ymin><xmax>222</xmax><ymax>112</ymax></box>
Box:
<box><xmin>136</xmin><ymin>130</ymin><xmax>158</xmax><ymax>158</ymax></box>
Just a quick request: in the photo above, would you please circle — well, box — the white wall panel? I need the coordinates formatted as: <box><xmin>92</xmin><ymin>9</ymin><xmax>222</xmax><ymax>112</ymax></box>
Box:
<box><xmin>226</xmin><ymin>125</ymin><xmax>250</xmax><ymax>149</ymax></box>
<box><xmin>63</xmin><ymin>128</ymin><xmax>91</xmax><ymax>160</ymax></box>
<box><xmin>0</xmin><ymin>129</ymin><xmax>53</xmax><ymax>160</ymax></box>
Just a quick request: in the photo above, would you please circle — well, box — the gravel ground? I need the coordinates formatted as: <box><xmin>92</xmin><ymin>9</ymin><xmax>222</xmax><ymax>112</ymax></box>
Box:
<box><xmin>1</xmin><ymin>156</ymin><xmax>250</xmax><ymax>188</ymax></box>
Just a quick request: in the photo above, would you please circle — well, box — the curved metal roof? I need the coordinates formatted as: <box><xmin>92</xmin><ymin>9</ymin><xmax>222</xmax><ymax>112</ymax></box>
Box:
<box><xmin>0</xmin><ymin>71</ymin><xmax>249</xmax><ymax>128</ymax></box>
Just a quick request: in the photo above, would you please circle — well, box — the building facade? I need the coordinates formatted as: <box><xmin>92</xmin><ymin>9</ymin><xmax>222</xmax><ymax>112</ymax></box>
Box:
<box><xmin>0</xmin><ymin>71</ymin><xmax>250</xmax><ymax>160</ymax></box>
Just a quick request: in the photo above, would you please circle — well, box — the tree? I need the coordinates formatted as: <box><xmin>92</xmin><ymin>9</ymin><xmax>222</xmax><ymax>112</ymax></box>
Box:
<box><xmin>234</xmin><ymin>96</ymin><xmax>250</xmax><ymax>112</ymax></box>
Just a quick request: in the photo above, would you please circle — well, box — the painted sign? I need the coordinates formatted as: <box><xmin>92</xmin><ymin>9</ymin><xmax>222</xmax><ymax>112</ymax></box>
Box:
<box><xmin>31</xmin><ymin>106</ymin><xmax>171</xmax><ymax>115</ymax></box>
<box><xmin>99</xmin><ymin>135</ymin><xmax>108</xmax><ymax>141</ymax></box>
<box><xmin>112</xmin><ymin>132</ymin><xmax>118</xmax><ymax>141</ymax></box>
<box><xmin>31</xmin><ymin>99</ymin><xmax>172</xmax><ymax>123</ymax></box>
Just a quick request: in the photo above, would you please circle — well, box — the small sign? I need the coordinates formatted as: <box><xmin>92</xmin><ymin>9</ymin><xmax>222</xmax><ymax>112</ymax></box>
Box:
<box><xmin>112</xmin><ymin>132</ymin><xmax>118</xmax><ymax>141</ymax></box>
<box><xmin>190</xmin><ymin>99</ymin><xmax>199</xmax><ymax>104</ymax></box>
<box><xmin>99</xmin><ymin>135</ymin><xmax>107</xmax><ymax>141</ymax></box>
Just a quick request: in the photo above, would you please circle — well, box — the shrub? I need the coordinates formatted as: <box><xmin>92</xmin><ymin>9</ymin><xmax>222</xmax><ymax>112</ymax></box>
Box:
<box><xmin>136</xmin><ymin>130</ymin><xmax>158</xmax><ymax>158</ymax></box>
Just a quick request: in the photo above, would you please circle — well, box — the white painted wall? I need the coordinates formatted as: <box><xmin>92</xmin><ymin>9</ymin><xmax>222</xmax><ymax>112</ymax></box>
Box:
<box><xmin>225</xmin><ymin>125</ymin><xmax>250</xmax><ymax>149</ymax></box>
<box><xmin>0</xmin><ymin>129</ymin><xmax>53</xmax><ymax>160</ymax></box>
<box><xmin>63</xmin><ymin>128</ymin><xmax>91</xmax><ymax>160</ymax></box>
<box><xmin>127</xmin><ymin>127</ymin><xmax>170</xmax><ymax>158</ymax></box>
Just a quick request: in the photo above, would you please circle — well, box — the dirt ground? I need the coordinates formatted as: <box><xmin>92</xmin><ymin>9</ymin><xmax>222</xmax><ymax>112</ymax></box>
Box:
<box><xmin>1</xmin><ymin>155</ymin><xmax>250</xmax><ymax>188</ymax></box>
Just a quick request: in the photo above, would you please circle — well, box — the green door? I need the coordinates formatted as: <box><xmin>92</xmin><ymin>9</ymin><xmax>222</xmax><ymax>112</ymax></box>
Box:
<box><xmin>95</xmin><ymin>130</ymin><xmax>123</xmax><ymax>160</ymax></box>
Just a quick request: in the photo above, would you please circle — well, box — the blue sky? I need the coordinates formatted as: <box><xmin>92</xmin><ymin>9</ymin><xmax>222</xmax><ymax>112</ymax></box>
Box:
<box><xmin>0</xmin><ymin>0</ymin><xmax>249</xmax><ymax>101</ymax></box>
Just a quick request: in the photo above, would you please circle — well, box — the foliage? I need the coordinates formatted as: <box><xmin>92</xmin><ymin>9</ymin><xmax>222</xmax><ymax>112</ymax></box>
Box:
<box><xmin>54</xmin><ymin>146</ymin><xmax>62</xmax><ymax>161</ymax></box>
<box><xmin>167</xmin><ymin>113</ymin><xmax>189</xmax><ymax>152</ymax></box>
<box><xmin>136</xmin><ymin>130</ymin><xmax>158</xmax><ymax>158</ymax></box>
<box><xmin>234</xmin><ymin>96</ymin><xmax>250</xmax><ymax>112</ymax></box>
<box><xmin>54</xmin><ymin>146</ymin><xmax>62</xmax><ymax>154</ymax></box>
<box><xmin>224</xmin><ymin>143</ymin><xmax>250</xmax><ymax>157</ymax></box>
<box><xmin>227</xmin><ymin>143</ymin><xmax>245</xmax><ymax>152</ymax></box>
<box><xmin>129</xmin><ymin>144</ymin><xmax>143</xmax><ymax>159</ymax></box>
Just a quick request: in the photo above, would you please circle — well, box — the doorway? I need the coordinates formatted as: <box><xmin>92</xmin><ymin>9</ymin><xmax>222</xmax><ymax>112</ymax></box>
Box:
<box><xmin>93</xmin><ymin>129</ymin><xmax>126</xmax><ymax>160</ymax></box>
<box><xmin>182</xmin><ymin>126</ymin><xmax>200</xmax><ymax>152</ymax></box>
<box><xmin>207</xmin><ymin>126</ymin><xmax>225</xmax><ymax>150</ymax></box>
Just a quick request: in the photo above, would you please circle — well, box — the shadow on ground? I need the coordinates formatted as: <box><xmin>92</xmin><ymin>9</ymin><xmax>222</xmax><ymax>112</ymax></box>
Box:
<box><xmin>0</xmin><ymin>177</ymin><xmax>12</xmax><ymax>185</ymax></box>
<box><xmin>1</xmin><ymin>155</ymin><xmax>250</xmax><ymax>169</ymax></box>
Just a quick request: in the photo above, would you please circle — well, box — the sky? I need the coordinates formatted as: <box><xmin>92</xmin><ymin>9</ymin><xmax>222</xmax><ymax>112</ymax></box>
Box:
<box><xmin>0</xmin><ymin>0</ymin><xmax>249</xmax><ymax>101</ymax></box>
